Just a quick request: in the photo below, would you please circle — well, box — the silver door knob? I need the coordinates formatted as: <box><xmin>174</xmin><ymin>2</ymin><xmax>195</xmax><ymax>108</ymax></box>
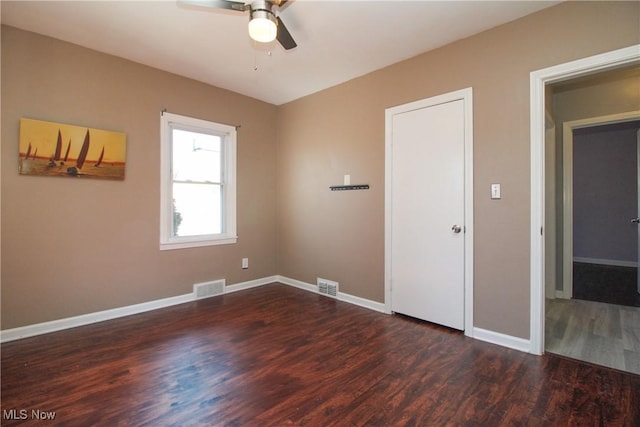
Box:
<box><xmin>451</xmin><ymin>225</ymin><xmax>462</xmax><ymax>233</ymax></box>
<box><xmin>632</xmin><ymin>217</ymin><xmax>640</xmax><ymax>224</ymax></box>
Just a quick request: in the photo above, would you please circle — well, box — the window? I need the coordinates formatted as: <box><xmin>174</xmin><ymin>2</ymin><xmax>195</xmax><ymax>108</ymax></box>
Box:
<box><xmin>160</xmin><ymin>112</ymin><xmax>237</xmax><ymax>250</ymax></box>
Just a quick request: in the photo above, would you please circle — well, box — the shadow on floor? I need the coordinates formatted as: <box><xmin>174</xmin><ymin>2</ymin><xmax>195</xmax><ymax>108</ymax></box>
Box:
<box><xmin>573</xmin><ymin>262</ymin><xmax>640</xmax><ymax>308</ymax></box>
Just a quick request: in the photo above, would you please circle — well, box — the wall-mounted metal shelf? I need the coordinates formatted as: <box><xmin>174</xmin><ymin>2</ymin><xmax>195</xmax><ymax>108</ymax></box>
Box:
<box><xmin>330</xmin><ymin>184</ymin><xmax>370</xmax><ymax>191</ymax></box>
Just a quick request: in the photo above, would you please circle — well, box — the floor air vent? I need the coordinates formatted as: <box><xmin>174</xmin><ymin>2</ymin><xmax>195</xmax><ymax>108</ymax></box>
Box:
<box><xmin>194</xmin><ymin>279</ymin><xmax>225</xmax><ymax>299</ymax></box>
<box><xmin>317</xmin><ymin>278</ymin><xmax>339</xmax><ymax>298</ymax></box>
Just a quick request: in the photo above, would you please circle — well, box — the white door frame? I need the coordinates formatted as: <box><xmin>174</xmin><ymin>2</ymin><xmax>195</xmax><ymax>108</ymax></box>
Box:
<box><xmin>561</xmin><ymin>111</ymin><xmax>640</xmax><ymax>299</ymax></box>
<box><xmin>384</xmin><ymin>87</ymin><xmax>474</xmax><ymax>336</ymax></box>
<box><xmin>529</xmin><ymin>45</ymin><xmax>640</xmax><ymax>355</ymax></box>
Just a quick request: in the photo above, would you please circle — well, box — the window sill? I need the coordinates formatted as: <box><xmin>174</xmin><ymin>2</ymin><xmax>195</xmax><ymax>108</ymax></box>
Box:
<box><xmin>160</xmin><ymin>235</ymin><xmax>238</xmax><ymax>251</ymax></box>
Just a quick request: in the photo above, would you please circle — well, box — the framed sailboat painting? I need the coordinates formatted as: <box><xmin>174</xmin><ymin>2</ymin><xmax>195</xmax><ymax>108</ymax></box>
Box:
<box><xmin>18</xmin><ymin>118</ymin><xmax>127</xmax><ymax>180</ymax></box>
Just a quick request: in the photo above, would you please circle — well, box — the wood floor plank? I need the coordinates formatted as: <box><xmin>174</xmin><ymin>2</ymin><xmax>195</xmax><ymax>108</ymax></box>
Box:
<box><xmin>3</xmin><ymin>284</ymin><xmax>639</xmax><ymax>426</ymax></box>
<box><xmin>546</xmin><ymin>297</ymin><xmax>640</xmax><ymax>374</ymax></box>
<box><xmin>621</xmin><ymin>307</ymin><xmax>640</xmax><ymax>352</ymax></box>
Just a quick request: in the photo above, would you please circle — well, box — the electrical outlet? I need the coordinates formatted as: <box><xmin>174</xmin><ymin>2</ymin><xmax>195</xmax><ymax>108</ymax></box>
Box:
<box><xmin>242</xmin><ymin>258</ymin><xmax>249</xmax><ymax>269</ymax></box>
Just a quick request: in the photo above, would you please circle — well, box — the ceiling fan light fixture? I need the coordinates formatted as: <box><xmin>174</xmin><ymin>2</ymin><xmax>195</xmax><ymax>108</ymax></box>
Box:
<box><xmin>248</xmin><ymin>10</ymin><xmax>277</xmax><ymax>43</ymax></box>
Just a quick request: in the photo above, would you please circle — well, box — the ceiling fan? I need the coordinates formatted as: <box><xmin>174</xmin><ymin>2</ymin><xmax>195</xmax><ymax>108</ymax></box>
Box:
<box><xmin>181</xmin><ymin>0</ymin><xmax>297</xmax><ymax>50</ymax></box>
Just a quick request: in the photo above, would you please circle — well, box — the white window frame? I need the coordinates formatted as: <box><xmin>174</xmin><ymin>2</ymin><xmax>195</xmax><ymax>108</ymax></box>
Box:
<box><xmin>160</xmin><ymin>112</ymin><xmax>237</xmax><ymax>250</ymax></box>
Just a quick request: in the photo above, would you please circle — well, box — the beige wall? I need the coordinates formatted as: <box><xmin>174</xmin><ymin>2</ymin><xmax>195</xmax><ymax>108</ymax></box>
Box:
<box><xmin>553</xmin><ymin>70</ymin><xmax>640</xmax><ymax>124</ymax></box>
<box><xmin>1</xmin><ymin>26</ymin><xmax>278</xmax><ymax>329</ymax></box>
<box><xmin>276</xmin><ymin>1</ymin><xmax>640</xmax><ymax>339</ymax></box>
<box><xmin>2</xmin><ymin>2</ymin><xmax>639</xmax><ymax>339</ymax></box>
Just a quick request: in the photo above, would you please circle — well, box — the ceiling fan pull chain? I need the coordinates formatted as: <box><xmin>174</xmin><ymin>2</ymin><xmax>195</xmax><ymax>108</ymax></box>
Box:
<box><xmin>253</xmin><ymin>41</ymin><xmax>259</xmax><ymax>71</ymax></box>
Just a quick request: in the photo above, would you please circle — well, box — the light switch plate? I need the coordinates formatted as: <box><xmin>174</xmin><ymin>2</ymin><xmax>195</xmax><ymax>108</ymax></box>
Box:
<box><xmin>491</xmin><ymin>183</ymin><xmax>501</xmax><ymax>199</ymax></box>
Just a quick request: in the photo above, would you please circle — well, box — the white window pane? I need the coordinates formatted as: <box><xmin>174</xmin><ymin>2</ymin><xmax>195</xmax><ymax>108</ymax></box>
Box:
<box><xmin>172</xmin><ymin>129</ymin><xmax>221</xmax><ymax>183</ymax></box>
<box><xmin>160</xmin><ymin>112</ymin><xmax>236</xmax><ymax>250</ymax></box>
<box><xmin>172</xmin><ymin>183</ymin><xmax>222</xmax><ymax>236</ymax></box>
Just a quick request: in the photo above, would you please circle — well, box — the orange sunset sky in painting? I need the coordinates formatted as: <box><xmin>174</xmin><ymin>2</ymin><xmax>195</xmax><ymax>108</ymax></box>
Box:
<box><xmin>19</xmin><ymin>118</ymin><xmax>126</xmax><ymax>163</ymax></box>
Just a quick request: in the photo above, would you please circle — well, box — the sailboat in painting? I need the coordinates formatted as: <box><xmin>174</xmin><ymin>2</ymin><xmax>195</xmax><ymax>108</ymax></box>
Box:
<box><xmin>54</xmin><ymin>130</ymin><xmax>62</xmax><ymax>161</ymax></box>
<box><xmin>48</xmin><ymin>130</ymin><xmax>63</xmax><ymax>167</ymax></box>
<box><xmin>67</xmin><ymin>130</ymin><xmax>90</xmax><ymax>176</ymax></box>
<box><xmin>63</xmin><ymin>139</ymin><xmax>71</xmax><ymax>164</ymax></box>
<box><xmin>94</xmin><ymin>146</ymin><xmax>104</xmax><ymax>167</ymax></box>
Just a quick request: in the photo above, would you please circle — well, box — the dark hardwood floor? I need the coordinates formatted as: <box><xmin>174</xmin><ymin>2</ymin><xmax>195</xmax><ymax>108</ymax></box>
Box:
<box><xmin>2</xmin><ymin>284</ymin><xmax>639</xmax><ymax>426</ymax></box>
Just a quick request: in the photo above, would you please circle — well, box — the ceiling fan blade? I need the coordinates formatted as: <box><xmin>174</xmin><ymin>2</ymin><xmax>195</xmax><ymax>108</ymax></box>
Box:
<box><xmin>179</xmin><ymin>0</ymin><xmax>247</xmax><ymax>12</ymax></box>
<box><xmin>276</xmin><ymin>16</ymin><xmax>297</xmax><ymax>50</ymax></box>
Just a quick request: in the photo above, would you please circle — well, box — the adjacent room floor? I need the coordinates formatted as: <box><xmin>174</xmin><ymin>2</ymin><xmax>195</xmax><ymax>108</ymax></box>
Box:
<box><xmin>546</xmin><ymin>297</ymin><xmax>640</xmax><ymax>375</ymax></box>
<box><xmin>572</xmin><ymin>262</ymin><xmax>640</xmax><ymax>308</ymax></box>
<box><xmin>3</xmin><ymin>284</ymin><xmax>639</xmax><ymax>425</ymax></box>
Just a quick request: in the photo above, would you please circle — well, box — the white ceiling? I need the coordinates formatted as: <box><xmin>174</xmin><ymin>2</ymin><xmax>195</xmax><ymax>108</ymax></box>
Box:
<box><xmin>1</xmin><ymin>0</ymin><xmax>560</xmax><ymax>105</ymax></box>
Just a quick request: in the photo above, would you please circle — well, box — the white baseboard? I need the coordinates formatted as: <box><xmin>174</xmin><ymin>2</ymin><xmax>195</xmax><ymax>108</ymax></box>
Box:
<box><xmin>0</xmin><ymin>275</ymin><xmax>381</xmax><ymax>343</ymax></box>
<box><xmin>276</xmin><ymin>275</ymin><xmax>317</xmax><ymax>293</ymax></box>
<box><xmin>0</xmin><ymin>292</ymin><xmax>194</xmax><ymax>343</ymax></box>
<box><xmin>471</xmin><ymin>327</ymin><xmax>531</xmax><ymax>353</ymax></box>
<box><xmin>338</xmin><ymin>291</ymin><xmax>386</xmax><ymax>313</ymax></box>
<box><xmin>573</xmin><ymin>257</ymin><xmax>637</xmax><ymax>268</ymax></box>
<box><xmin>1</xmin><ymin>276</ymin><xmax>277</xmax><ymax>343</ymax></box>
<box><xmin>2</xmin><ymin>275</ymin><xmax>525</xmax><ymax>355</ymax></box>
<box><xmin>276</xmin><ymin>275</ymin><xmax>386</xmax><ymax>313</ymax></box>
<box><xmin>225</xmin><ymin>275</ymin><xmax>279</xmax><ymax>294</ymax></box>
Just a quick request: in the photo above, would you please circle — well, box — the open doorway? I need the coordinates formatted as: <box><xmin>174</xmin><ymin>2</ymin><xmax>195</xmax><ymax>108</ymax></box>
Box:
<box><xmin>543</xmin><ymin>67</ymin><xmax>640</xmax><ymax>374</ymax></box>
<box><xmin>570</xmin><ymin>120</ymin><xmax>640</xmax><ymax>308</ymax></box>
<box><xmin>530</xmin><ymin>46</ymin><xmax>640</xmax><ymax>359</ymax></box>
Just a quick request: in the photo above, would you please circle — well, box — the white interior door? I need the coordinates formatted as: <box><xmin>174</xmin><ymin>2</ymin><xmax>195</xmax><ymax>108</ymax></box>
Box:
<box><xmin>390</xmin><ymin>99</ymin><xmax>465</xmax><ymax>330</ymax></box>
